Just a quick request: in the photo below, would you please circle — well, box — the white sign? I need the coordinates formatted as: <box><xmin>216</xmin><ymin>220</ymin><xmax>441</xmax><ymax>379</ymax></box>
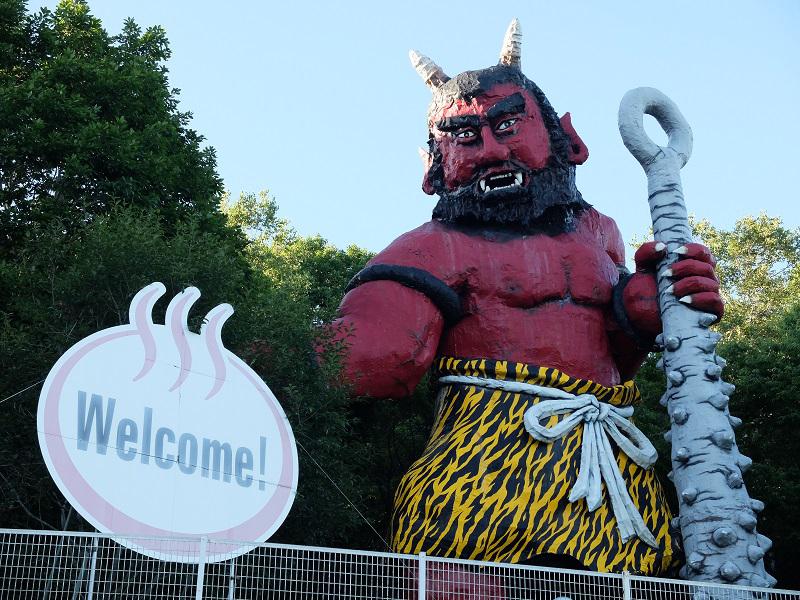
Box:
<box><xmin>37</xmin><ymin>283</ymin><xmax>298</xmax><ymax>562</ymax></box>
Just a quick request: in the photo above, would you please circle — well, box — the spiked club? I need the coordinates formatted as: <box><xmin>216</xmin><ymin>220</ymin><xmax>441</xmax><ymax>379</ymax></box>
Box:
<box><xmin>618</xmin><ymin>87</ymin><xmax>774</xmax><ymax>588</ymax></box>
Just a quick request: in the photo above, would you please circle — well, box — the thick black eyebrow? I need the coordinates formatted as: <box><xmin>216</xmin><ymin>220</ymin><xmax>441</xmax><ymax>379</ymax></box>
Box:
<box><xmin>486</xmin><ymin>93</ymin><xmax>526</xmax><ymax>121</ymax></box>
<box><xmin>436</xmin><ymin>115</ymin><xmax>481</xmax><ymax>132</ymax></box>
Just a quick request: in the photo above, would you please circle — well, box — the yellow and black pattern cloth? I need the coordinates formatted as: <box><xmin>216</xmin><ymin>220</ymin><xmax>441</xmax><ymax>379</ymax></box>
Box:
<box><xmin>391</xmin><ymin>357</ymin><xmax>679</xmax><ymax>575</ymax></box>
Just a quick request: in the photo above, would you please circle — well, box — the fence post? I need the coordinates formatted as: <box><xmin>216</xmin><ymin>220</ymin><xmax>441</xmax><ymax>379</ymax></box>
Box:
<box><xmin>623</xmin><ymin>571</ymin><xmax>632</xmax><ymax>600</ymax></box>
<box><xmin>418</xmin><ymin>552</ymin><xmax>426</xmax><ymax>600</ymax></box>
<box><xmin>195</xmin><ymin>536</ymin><xmax>208</xmax><ymax>600</ymax></box>
<box><xmin>86</xmin><ymin>538</ymin><xmax>98</xmax><ymax>600</ymax></box>
<box><xmin>227</xmin><ymin>557</ymin><xmax>236</xmax><ymax>600</ymax></box>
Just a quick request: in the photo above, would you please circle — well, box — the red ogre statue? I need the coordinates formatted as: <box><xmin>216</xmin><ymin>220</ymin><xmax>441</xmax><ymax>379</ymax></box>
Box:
<box><xmin>330</xmin><ymin>20</ymin><xmax>721</xmax><ymax>576</ymax></box>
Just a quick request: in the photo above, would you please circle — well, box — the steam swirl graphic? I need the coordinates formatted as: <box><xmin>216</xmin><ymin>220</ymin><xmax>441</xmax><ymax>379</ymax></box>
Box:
<box><xmin>128</xmin><ymin>282</ymin><xmax>234</xmax><ymax>400</ymax></box>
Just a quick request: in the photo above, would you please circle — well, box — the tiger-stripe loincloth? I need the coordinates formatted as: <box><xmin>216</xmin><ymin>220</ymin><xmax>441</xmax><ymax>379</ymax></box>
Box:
<box><xmin>390</xmin><ymin>357</ymin><xmax>680</xmax><ymax>575</ymax></box>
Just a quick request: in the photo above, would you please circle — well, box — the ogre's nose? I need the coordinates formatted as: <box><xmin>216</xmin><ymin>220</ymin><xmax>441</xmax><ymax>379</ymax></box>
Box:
<box><xmin>479</xmin><ymin>126</ymin><xmax>511</xmax><ymax>162</ymax></box>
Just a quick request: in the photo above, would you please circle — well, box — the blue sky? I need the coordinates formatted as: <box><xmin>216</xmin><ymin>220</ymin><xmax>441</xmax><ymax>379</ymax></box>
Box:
<box><xmin>40</xmin><ymin>1</ymin><xmax>800</xmax><ymax>255</ymax></box>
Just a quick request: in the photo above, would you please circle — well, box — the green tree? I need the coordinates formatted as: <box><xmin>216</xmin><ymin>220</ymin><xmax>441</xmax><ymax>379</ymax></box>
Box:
<box><xmin>0</xmin><ymin>193</ymin><xmax>386</xmax><ymax>548</ymax></box>
<box><xmin>0</xmin><ymin>0</ymin><xmax>385</xmax><ymax>550</ymax></box>
<box><xmin>0</xmin><ymin>0</ymin><xmax>228</xmax><ymax>257</ymax></box>
<box><xmin>0</xmin><ymin>207</ymin><xmax>250</xmax><ymax>530</ymax></box>
<box><xmin>721</xmin><ymin>305</ymin><xmax>800</xmax><ymax>588</ymax></box>
<box><xmin>694</xmin><ymin>214</ymin><xmax>800</xmax><ymax>339</ymax></box>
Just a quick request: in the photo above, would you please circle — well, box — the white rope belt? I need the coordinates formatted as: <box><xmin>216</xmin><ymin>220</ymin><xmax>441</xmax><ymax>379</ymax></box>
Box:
<box><xmin>438</xmin><ymin>375</ymin><xmax>659</xmax><ymax>548</ymax></box>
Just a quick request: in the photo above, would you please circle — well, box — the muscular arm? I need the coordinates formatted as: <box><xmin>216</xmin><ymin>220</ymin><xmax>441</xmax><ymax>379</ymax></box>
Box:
<box><xmin>330</xmin><ymin>282</ymin><xmax>444</xmax><ymax>398</ymax></box>
<box><xmin>592</xmin><ymin>211</ymin><xmax>656</xmax><ymax>381</ymax></box>
<box><xmin>326</xmin><ymin>223</ymin><xmax>459</xmax><ymax>398</ymax></box>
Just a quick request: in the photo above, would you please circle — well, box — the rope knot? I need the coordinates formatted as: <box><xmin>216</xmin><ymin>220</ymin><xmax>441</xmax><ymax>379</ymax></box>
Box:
<box><xmin>577</xmin><ymin>394</ymin><xmax>607</xmax><ymax>422</ymax></box>
<box><xmin>523</xmin><ymin>392</ymin><xmax>659</xmax><ymax>548</ymax></box>
<box><xmin>435</xmin><ymin>374</ymin><xmax>660</xmax><ymax>548</ymax></box>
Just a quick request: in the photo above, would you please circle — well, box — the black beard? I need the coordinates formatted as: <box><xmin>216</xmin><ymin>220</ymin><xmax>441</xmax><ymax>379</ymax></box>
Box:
<box><xmin>431</xmin><ymin>162</ymin><xmax>589</xmax><ymax>235</ymax></box>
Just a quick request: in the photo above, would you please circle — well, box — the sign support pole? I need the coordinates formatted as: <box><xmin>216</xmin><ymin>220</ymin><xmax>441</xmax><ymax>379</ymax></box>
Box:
<box><xmin>195</xmin><ymin>536</ymin><xmax>208</xmax><ymax>600</ymax></box>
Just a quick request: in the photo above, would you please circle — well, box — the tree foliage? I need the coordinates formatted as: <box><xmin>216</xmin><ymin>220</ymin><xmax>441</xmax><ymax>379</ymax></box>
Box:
<box><xmin>695</xmin><ymin>214</ymin><xmax>800</xmax><ymax>339</ymax></box>
<box><xmin>0</xmin><ymin>0</ymin><xmax>227</xmax><ymax>257</ymax></box>
<box><xmin>0</xmin><ymin>0</ymin><xmax>394</xmax><ymax>551</ymax></box>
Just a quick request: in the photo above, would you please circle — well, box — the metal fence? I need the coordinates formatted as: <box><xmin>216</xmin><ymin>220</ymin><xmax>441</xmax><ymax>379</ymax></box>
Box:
<box><xmin>0</xmin><ymin>529</ymin><xmax>797</xmax><ymax>600</ymax></box>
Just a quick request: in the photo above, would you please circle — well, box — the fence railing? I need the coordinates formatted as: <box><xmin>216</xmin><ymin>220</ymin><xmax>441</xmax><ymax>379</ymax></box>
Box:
<box><xmin>0</xmin><ymin>529</ymin><xmax>797</xmax><ymax>599</ymax></box>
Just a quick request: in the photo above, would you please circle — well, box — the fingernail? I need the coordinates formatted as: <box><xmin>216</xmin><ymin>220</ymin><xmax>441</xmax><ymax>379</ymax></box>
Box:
<box><xmin>663</xmin><ymin>268</ymin><xmax>673</xmax><ymax>277</ymax></box>
<box><xmin>679</xmin><ymin>295</ymin><xmax>693</xmax><ymax>305</ymax></box>
<box><xmin>675</xmin><ymin>245</ymin><xmax>688</xmax><ymax>255</ymax></box>
<box><xmin>654</xmin><ymin>242</ymin><xmax>666</xmax><ymax>252</ymax></box>
<box><xmin>666</xmin><ymin>284</ymin><xmax>675</xmax><ymax>294</ymax></box>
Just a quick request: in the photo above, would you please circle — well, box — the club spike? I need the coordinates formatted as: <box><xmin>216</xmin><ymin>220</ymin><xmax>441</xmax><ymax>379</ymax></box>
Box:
<box><xmin>671</xmin><ymin>407</ymin><xmax>689</xmax><ymax>425</ymax></box>
<box><xmin>736</xmin><ymin>454</ymin><xmax>752</xmax><ymax>472</ymax></box>
<box><xmin>727</xmin><ymin>472</ymin><xmax>744</xmax><ymax>488</ymax></box>
<box><xmin>712</xmin><ymin>430</ymin><xmax>734</xmax><ymax>450</ymax></box>
<box><xmin>705</xmin><ymin>364</ymin><xmax>723</xmax><ymax>380</ymax></box>
<box><xmin>757</xmin><ymin>533</ymin><xmax>773</xmax><ymax>551</ymax></box>
<box><xmin>409</xmin><ymin>50</ymin><xmax>450</xmax><ymax>89</ymax></box>
<box><xmin>498</xmin><ymin>18</ymin><xmax>522</xmax><ymax>68</ymax></box>
<box><xmin>698</xmin><ymin>312</ymin><xmax>717</xmax><ymax>327</ymax></box>
<box><xmin>738</xmin><ymin>512</ymin><xmax>757</xmax><ymax>532</ymax></box>
<box><xmin>675</xmin><ymin>446</ymin><xmax>690</xmax><ymax>462</ymax></box>
<box><xmin>707</xmin><ymin>393</ymin><xmax>729</xmax><ymax>410</ymax></box>
<box><xmin>687</xmin><ymin>551</ymin><xmax>705</xmax><ymax>571</ymax></box>
<box><xmin>712</xmin><ymin>527</ymin><xmax>737</xmax><ymax>547</ymax></box>
<box><xmin>748</xmin><ymin>545</ymin><xmax>765</xmax><ymax>564</ymax></box>
<box><xmin>681</xmin><ymin>486</ymin><xmax>698</xmax><ymax>504</ymax></box>
<box><xmin>667</xmin><ymin>370</ymin><xmax>685</xmax><ymax>386</ymax></box>
<box><xmin>719</xmin><ymin>561</ymin><xmax>742</xmax><ymax>582</ymax></box>
<box><xmin>698</xmin><ymin>338</ymin><xmax>717</xmax><ymax>352</ymax></box>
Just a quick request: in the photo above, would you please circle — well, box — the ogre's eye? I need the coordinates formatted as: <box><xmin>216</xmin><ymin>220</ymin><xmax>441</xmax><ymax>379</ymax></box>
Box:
<box><xmin>496</xmin><ymin>118</ymin><xmax>518</xmax><ymax>132</ymax></box>
<box><xmin>455</xmin><ymin>129</ymin><xmax>476</xmax><ymax>140</ymax></box>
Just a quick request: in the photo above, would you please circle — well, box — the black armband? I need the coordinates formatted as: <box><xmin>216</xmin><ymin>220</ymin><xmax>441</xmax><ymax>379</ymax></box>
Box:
<box><xmin>612</xmin><ymin>266</ymin><xmax>659</xmax><ymax>351</ymax></box>
<box><xmin>345</xmin><ymin>264</ymin><xmax>464</xmax><ymax>326</ymax></box>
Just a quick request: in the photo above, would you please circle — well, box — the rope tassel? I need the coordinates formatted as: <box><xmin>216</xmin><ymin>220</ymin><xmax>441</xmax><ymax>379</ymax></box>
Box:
<box><xmin>523</xmin><ymin>394</ymin><xmax>659</xmax><ymax>547</ymax></box>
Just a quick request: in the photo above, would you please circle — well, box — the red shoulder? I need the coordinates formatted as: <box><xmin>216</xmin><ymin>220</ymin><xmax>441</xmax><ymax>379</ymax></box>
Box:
<box><xmin>578</xmin><ymin>207</ymin><xmax>626</xmax><ymax>266</ymax></box>
<box><xmin>366</xmin><ymin>221</ymin><xmax>462</xmax><ymax>283</ymax></box>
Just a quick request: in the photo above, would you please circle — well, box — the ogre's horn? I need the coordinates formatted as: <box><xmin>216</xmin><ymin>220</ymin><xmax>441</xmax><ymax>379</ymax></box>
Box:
<box><xmin>409</xmin><ymin>50</ymin><xmax>450</xmax><ymax>89</ymax></box>
<box><xmin>499</xmin><ymin>18</ymin><xmax>522</xmax><ymax>69</ymax></box>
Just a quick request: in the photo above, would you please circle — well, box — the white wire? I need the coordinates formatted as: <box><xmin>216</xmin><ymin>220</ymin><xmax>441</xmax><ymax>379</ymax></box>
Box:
<box><xmin>0</xmin><ymin>379</ymin><xmax>45</xmax><ymax>406</ymax></box>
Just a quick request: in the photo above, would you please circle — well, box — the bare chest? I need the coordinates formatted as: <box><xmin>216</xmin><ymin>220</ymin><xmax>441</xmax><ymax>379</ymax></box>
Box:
<box><xmin>457</xmin><ymin>234</ymin><xmax>619</xmax><ymax>309</ymax></box>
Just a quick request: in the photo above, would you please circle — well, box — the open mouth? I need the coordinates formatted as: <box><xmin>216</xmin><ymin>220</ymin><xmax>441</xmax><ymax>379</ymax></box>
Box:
<box><xmin>478</xmin><ymin>170</ymin><xmax>524</xmax><ymax>193</ymax></box>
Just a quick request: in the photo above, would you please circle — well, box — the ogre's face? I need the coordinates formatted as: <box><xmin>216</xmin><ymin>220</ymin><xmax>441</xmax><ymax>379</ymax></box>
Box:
<box><xmin>430</xmin><ymin>82</ymin><xmax>551</xmax><ymax>198</ymax></box>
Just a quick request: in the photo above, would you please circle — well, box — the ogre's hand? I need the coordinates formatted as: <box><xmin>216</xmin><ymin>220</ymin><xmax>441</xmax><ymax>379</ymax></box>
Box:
<box><xmin>623</xmin><ymin>241</ymin><xmax>724</xmax><ymax>339</ymax></box>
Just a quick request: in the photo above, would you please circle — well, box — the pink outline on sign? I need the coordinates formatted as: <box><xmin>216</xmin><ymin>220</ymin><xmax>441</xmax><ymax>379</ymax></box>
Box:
<box><xmin>38</xmin><ymin>284</ymin><xmax>298</xmax><ymax>561</ymax></box>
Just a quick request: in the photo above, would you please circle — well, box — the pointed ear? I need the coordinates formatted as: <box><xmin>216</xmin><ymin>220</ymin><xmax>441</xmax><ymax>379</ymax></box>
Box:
<box><xmin>560</xmin><ymin>112</ymin><xmax>589</xmax><ymax>165</ymax></box>
<box><xmin>418</xmin><ymin>147</ymin><xmax>436</xmax><ymax>195</ymax></box>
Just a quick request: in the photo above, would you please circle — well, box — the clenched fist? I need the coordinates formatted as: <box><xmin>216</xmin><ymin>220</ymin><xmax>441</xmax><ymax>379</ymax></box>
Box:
<box><xmin>623</xmin><ymin>241</ymin><xmax>723</xmax><ymax>339</ymax></box>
